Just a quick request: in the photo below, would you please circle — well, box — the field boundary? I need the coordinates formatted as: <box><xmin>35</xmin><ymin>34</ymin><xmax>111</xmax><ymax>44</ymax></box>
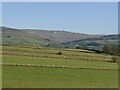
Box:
<box><xmin>1</xmin><ymin>63</ymin><xmax>117</xmax><ymax>71</ymax></box>
<box><xmin>2</xmin><ymin>53</ymin><xmax>112</xmax><ymax>62</ymax></box>
<box><xmin>2</xmin><ymin>48</ymin><xmax>110</xmax><ymax>58</ymax></box>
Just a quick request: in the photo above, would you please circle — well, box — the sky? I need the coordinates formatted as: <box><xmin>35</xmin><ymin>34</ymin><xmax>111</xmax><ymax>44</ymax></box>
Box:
<box><xmin>2</xmin><ymin>2</ymin><xmax>118</xmax><ymax>34</ymax></box>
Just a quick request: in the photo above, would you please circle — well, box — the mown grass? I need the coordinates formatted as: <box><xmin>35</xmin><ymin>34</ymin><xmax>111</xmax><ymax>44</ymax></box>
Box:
<box><xmin>2</xmin><ymin>45</ymin><xmax>118</xmax><ymax>88</ymax></box>
<box><xmin>3</xmin><ymin>66</ymin><xmax>118</xmax><ymax>88</ymax></box>
<box><xmin>2</xmin><ymin>46</ymin><xmax>112</xmax><ymax>61</ymax></box>
<box><xmin>3</xmin><ymin>55</ymin><xmax>118</xmax><ymax>69</ymax></box>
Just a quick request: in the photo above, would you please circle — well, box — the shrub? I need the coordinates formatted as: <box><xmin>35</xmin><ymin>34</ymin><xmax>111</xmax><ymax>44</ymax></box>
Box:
<box><xmin>76</xmin><ymin>46</ymin><xmax>80</xmax><ymax>49</ymax></box>
<box><xmin>111</xmin><ymin>56</ymin><xmax>119</xmax><ymax>63</ymax></box>
<box><xmin>7</xmin><ymin>35</ymin><xmax>11</xmax><ymax>37</ymax></box>
<box><xmin>57</xmin><ymin>51</ymin><xmax>62</xmax><ymax>55</ymax></box>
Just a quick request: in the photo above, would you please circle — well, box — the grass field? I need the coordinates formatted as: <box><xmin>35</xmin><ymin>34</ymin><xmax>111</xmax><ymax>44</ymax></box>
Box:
<box><xmin>2</xmin><ymin>45</ymin><xmax>118</xmax><ymax>88</ymax></box>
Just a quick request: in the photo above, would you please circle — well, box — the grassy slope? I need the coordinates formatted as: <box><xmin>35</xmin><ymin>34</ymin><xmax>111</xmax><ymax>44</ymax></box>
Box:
<box><xmin>2</xmin><ymin>46</ymin><xmax>118</xmax><ymax>88</ymax></box>
<box><xmin>2</xmin><ymin>27</ymin><xmax>99</xmax><ymax>47</ymax></box>
<box><xmin>2</xmin><ymin>27</ymin><xmax>118</xmax><ymax>48</ymax></box>
<box><xmin>2</xmin><ymin>29</ymin><xmax>48</xmax><ymax>46</ymax></box>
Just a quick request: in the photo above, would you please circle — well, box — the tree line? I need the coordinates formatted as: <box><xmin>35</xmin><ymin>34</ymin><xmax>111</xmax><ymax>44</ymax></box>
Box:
<box><xmin>77</xmin><ymin>45</ymin><xmax>119</xmax><ymax>63</ymax></box>
<box><xmin>102</xmin><ymin>45</ymin><xmax>119</xmax><ymax>56</ymax></box>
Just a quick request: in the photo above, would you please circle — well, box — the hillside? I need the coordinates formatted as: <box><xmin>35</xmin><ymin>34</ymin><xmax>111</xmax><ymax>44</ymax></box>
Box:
<box><xmin>62</xmin><ymin>34</ymin><xmax>118</xmax><ymax>48</ymax></box>
<box><xmin>1</xmin><ymin>26</ymin><xmax>101</xmax><ymax>47</ymax></box>
<box><xmin>1</xmin><ymin>26</ymin><xmax>118</xmax><ymax>48</ymax></box>
<box><xmin>1</xmin><ymin>27</ymin><xmax>48</xmax><ymax>46</ymax></box>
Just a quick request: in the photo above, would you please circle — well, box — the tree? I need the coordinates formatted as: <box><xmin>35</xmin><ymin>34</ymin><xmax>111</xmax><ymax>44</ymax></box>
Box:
<box><xmin>102</xmin><ymin>45</ymin><xmax>111</xmax><ymax>54</ymax></box>
<box><xmin>102</xmin><ymin>45</ymin><xmax>118</xmax><ymax>55</ymax></box>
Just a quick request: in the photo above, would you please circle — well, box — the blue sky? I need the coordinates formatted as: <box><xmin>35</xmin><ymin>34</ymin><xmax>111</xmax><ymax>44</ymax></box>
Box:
<box><xmin>2</xmin><ymin>2</ymin><xmax>118</xmax><ymax>34</ymax></box>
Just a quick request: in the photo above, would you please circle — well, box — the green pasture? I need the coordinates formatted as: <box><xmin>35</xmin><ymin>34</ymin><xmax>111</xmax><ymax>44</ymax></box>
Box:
<box><xmin>3</xmin><ymin>66</ymin><xmax>118</xmax><ymax>88</ymax></box>
<box><xmin>3</xmin><ymin>55</ymin><xmax>117</xmax><ymax>69</ymax></box>
<box><xmin>2</xmin><ymin>45</ymin><xmax>118</xmax><ymax>88</ymax></box>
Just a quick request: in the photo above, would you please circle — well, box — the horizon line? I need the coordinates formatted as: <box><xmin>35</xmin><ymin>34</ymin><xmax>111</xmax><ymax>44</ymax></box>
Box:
<box><xmin>1</xmin><ymin>26</ymin><xmax>118</xmax><ymax>35</ymax></box>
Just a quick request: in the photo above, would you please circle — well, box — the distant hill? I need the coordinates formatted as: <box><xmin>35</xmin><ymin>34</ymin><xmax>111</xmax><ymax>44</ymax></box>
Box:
<box><xmin>1</xmin><ymin>27</ymin><xmax>52</xmax><ymax>46</ymax></box>
<box><xmin>62</xmin><ymin>34</ymin><xmax>118</xmax><ymax>48</ymax></box>
<box><xmin>1</xmin><ymin>26</ymin><xmax>101</xmax><ymax>47</ymax></box>
<box><xmin>1</xmin><ymin>26</ymin><xmax>118</xmax><ymax>48</ymax></box>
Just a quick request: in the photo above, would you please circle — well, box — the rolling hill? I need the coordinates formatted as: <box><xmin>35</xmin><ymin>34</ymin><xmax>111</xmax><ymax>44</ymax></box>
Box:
<box><xmin>1</xmin><ymin>26</ymin><xmax>118</xmax><ymax>48</ymax></box>
<box><xmin>1</xmin><ymin>27</ymin><xmax>48</xmax><ymax>46</ymax></box>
